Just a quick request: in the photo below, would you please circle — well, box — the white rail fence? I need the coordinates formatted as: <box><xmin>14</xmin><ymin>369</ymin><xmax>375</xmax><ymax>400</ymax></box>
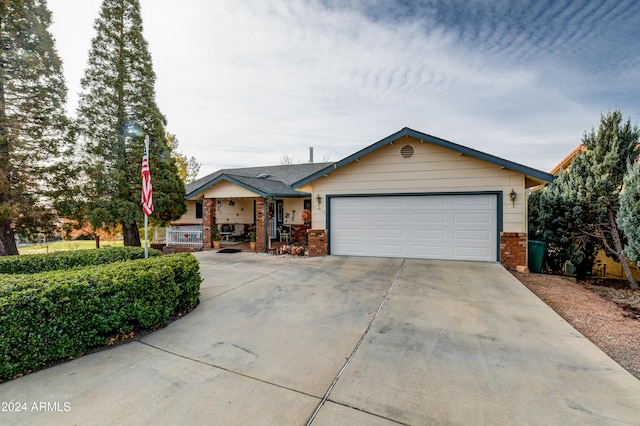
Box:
<box><xmin>162</xmin><ymin>226</ymin><xmax>204</xmax><ymax>248</ymax></box>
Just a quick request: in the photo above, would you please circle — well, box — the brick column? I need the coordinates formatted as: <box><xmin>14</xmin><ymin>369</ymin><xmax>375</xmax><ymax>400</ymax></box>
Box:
<box><xmin>203</xmin><ymin>198</ymin><xmax>216</xmax><ymax>249</ymax></box>
<box><xmin>255</xmin><ymin>198</ymin><xmax>267</xmax><ymax>253</ymax></box>
<box><xmin>307</xmin><ymin>229</ymin><xmax>328</xmax><ymax>257</ymax></box>
<box><xmin>500</xmin><ymin>232</ymin><xmax>527</xmax><ymax>270</ymax></box>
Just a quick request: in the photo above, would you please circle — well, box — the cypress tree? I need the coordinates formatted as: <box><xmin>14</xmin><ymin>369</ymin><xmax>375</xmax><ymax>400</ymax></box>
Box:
<box><xmin>0</xmin><ymin>0</ymin><xmax>69</xmax><ymax>255</ymax></box>
<box><xmin>75</xmin><ymin>0</ymin><xmax>185</xmax><ymax>246</ymax></box>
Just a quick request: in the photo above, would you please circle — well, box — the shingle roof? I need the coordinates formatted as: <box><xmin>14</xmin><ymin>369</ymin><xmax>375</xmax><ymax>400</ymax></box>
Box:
<box><xmin>187</xmin><ymin>127</ymin><xmax>556</xmax><ymax>199</ymax></box>
<box><xmin>185</xmin><ymin>162</ymin><xmax>332</xmax><ymax>199</ymax></box>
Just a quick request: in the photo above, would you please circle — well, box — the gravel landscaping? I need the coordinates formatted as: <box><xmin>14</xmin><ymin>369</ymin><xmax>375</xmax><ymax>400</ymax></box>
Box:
<box><xmin>513</xmin><ymin>271</ymin><xmax>640</xmax><ymax>380</ymax></box>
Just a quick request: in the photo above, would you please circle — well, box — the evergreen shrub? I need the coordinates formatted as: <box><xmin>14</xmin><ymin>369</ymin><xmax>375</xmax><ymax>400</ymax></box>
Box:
<box><xmin>0</xmin><ymin>253</ymin><xmax>201</xmax><ymax>381</ymax></box>
<box><xmin>0</xmin><ymin>246</ymin><xmax>161</xmax><ymax>274</ymax></box>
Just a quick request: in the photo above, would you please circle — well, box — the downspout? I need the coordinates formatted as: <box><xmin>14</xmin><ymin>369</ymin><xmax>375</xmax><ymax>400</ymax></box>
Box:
<box><xmin>263</xmin><ymin>199</ymin><xmax>268</xmax><ymax>253</ymax></box>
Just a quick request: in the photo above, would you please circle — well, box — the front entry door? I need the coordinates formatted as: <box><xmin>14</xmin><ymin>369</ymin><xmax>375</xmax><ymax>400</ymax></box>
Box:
<box><xmin>268</xmin><ymin>200</ymin><xmax>285</xmax><ymax>240</ymax></box>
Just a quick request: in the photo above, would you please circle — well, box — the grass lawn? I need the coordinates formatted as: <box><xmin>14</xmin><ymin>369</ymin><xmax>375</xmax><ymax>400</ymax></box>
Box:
<box><xmin>18</xmin><ymin>239</ymin><xmax>127</xmax><ymax>254</ymax></box>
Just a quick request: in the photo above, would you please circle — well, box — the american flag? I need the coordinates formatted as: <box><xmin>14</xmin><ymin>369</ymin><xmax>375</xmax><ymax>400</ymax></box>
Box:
<box><xmin>141</xmin><ymin>137</ymin><xmax>154</xmax><ymax>216</ymax></box>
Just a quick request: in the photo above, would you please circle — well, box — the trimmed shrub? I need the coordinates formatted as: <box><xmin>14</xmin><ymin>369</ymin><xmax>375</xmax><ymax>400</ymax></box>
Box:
<box><xmin>0</xmin><ymin>246</ymin><xmax>162</xmax><ymax>275</ymax></box>
<box><xmin>0</xmin><ymin>253</ymin><xmax>201</xmax><ymax>381</ymax></box>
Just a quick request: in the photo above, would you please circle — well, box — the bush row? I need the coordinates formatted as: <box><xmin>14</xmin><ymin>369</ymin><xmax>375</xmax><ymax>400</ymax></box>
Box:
<box><xmin>0</xmin><ymin>246</ymin><xmax>162</xmax><ymax>274</ymax></box>
<box><xmin>0</xmin><ymin>253</ymin><xmax>201</xmax><ymax>381</ymax></box>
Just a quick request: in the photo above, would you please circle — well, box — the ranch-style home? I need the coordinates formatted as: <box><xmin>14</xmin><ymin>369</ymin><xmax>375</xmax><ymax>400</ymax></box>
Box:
<box><xmin>171</xmin><ymin>127</ymin><xmax>554</xmax><ymax>268</ymax></box>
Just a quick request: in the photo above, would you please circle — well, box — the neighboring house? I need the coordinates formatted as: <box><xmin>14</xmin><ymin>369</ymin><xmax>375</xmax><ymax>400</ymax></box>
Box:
<box><xmin>548</xmin><ymin>144</ymin><xmax>640</xmax><ymax>280</ymax></box>
<box><xmin>176</xmin><ymin>127</ymin><xmax>554</xmax><ymax>268</ymax></box>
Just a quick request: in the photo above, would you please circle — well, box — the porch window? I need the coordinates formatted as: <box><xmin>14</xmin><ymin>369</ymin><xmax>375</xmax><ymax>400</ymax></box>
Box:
<box><xmin>196</xmin><ymin>201</ymin><xmax>203</xmax><ymax>219</ymax></box>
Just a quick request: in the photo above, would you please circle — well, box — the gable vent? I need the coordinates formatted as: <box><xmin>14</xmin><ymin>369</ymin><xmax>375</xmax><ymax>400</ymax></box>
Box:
<box><xmin>399</xmin><ymin>144</ymin><xmax>415</xmax><ymax>159</ymax></box>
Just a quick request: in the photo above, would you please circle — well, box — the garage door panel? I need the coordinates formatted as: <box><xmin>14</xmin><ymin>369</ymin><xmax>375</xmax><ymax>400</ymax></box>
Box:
<box><xmin>454</xmin><ymin>229</ymin><xmax>491</xmax><ymax>241</ymax></box>
<box><xmin>453</xmin><ymin>213</ymin><xmax>492</xmax><ymax>224</ymax></box>
<box><xmin>410</xmin><ymin>197</ymin><xmax>446</xmax><ymax>207</ymax></box>
<box><xmin>410</xmin><ymin>246</ymin><xmax>446</xmax><ymax>257</ymax></box>
<box><xmin>372</xmin><ymin>197</ymin><xmax>403</xmax><ymax>208</ymax></box>
<box><xmin>454</xmin><ymin>248</ymin><xmax>492</xmax><ymax>259</ymax></box>
<box><xmin>330</xmin><ymin>194</ymin><xmax>497</xmax><ymax>261</ymax></box>
<box><xmin>333</xmin><ymin>212</ymin><xmax>365</xmax><ymax>222</ymax></box>
<box><xmin>335</xmin><ymin>198</ymin><xmax>367</xmax><ymax>208</ymax></box>
<box><xmin>411</xmin><ymin>213</ymin><xmax>445</xmax><ymax>224</ymax></box>
<box><xmin>372</xmin><ymin>244</ymin><xmax>403</xmax><ymax>255</ymax></box>
<box><xmin>454</xmin><ymin>196</ymin><xmax>491</xmax><ymax>207</ymax></box>
<box><xmin>411</xmin><ymin>229</ymin><xmax>446</xmax><ymax>240</ymax></box>
<box><xmin>372</xmin><ymin>213</ymin><xmax>404</xmax><ymax>224</ymax></box>
<box><xmin>372</xmin><ymin>229</ymin><xmax>403</xmax><ymax>240</ymax></box>
<box><xmin>338</xmin><ymin>229</ymin><xmax>366</xmax><ymax>238</ymax></box>
<box><xmin>334</xmin><ymin>242</ymin><xmax>365</xmax><ymax>254</ymax></box>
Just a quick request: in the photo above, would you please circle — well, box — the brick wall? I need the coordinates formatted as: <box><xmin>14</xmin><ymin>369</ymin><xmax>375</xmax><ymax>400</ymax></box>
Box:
<box><xmin>500</xmin><ymin>232</ymin><xmax>527</xmax><ymax>270</ymax></box>
<box><xmin>307</xmin><ymin>229</ymin><xmax>328</xmax><ymax>257</ymax></box>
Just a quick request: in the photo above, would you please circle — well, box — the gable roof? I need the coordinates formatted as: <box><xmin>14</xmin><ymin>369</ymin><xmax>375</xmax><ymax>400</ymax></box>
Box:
<box><xmin>293</xmin><ymin>127</ymin><xmax>556</xmax><ymax>188</ymax></box>
<box><xmin>185</xmin><ymin>162</ymin><xmax>333</xmax><ymax>199</ymax></box>
<box><xmin>549</xmin><ymin>144</ymin><xmax>586</xmax><ymax>175</ymax></box>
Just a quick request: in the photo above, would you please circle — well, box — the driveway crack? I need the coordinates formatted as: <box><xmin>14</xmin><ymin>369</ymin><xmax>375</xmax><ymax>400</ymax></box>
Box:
<box><xmin>306</xmin><ymin>259</ymin><xmax>406</xmax><ymax>425</ymax></box>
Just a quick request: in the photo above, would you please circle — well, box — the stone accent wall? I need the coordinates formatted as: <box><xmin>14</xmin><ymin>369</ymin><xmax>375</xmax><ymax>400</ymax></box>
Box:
<box><xmin>203</xmin><ymin>198</ymin><xmax>216</xmax><ymax>249</ymax></box>
<box><xmin>291</xmin><ymin>224</ymin><xmax>310</xmax><ymax>244</ymax></box>
<box><xmin>307</xmin><ymin>229</ymin><xmax>328</xmax><ymax>257</ymax></box>
<box><xmin>500</xmin><ymin>232</ymin><xmax>527</xmax><ymax>270</ymax></box>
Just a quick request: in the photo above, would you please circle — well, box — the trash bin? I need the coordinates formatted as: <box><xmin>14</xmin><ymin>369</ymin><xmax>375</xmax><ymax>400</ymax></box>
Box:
<box><xmin>528</xmin><ymin>240</ymin><xmax>545</xmax><ymax>273</ymax></box>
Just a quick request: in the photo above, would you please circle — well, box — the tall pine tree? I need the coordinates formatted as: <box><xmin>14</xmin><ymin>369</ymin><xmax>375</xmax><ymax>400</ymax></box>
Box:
<box><xmin>0</xmin><ymin>0</ymin><xmax>69</xmax><ymax>256</ymax></box>
<box><xmin>74</xmin><ymin>0</ymin><xmax>185</xmax><ymax>246</ymax></box>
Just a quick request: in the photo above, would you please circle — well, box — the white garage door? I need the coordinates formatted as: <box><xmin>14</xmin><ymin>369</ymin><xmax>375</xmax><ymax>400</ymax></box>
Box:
<box><xmin>330</xmin><ymin>194</ymin><xmax>497</xmax><ymax>261</ymax></box>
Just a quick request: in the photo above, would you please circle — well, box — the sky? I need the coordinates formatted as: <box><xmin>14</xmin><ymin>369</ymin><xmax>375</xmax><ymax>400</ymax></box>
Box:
<box><xmin>46</xmin><ymin>0</ymin><xmax>640</xmax><ymax>178</ymax></box>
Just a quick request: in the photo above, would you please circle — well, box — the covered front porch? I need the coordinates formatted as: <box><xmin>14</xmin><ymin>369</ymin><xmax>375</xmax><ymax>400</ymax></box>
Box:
<box><xmin>169</xmin><ymin>196</ymin><xmax>312</xmax><ymax>252</ymax></box>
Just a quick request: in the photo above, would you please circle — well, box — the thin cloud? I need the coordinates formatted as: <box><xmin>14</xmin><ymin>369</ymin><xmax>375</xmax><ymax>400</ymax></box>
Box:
<box><xmin>47</xmin><ymin>0</ymin><xmax>640</xmax><ymax>177</ymax></box>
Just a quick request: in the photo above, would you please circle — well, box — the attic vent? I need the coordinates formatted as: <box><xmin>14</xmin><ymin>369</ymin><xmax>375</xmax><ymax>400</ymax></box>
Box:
<box><xmin>256</xmin><ymin>173</ymin><xmax>270</xmax><ymax>179</ymax></box>
<box><xmin>399</xmin><ymin>144</ymin><xmax>415</xmax><ymax>159</ymax></box>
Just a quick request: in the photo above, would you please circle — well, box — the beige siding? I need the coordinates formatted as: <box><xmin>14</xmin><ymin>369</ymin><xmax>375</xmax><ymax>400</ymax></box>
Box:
<box><xmin>172</xmin><ymin>201</ymin><xmax>203</xmax><ymax>225</ymax></box>
<box><xmin>216</xmin><ymin>199</ymin><xmax>254</xmax><ymax>224</ymax></box>
<box><xmin>282</xmin><ymin>199</ymin><xmax>308</xmax><ymax>225</ymax></box>
<box><xmin>203</xmin><ymin>180</ymin><xmax>258</xmax><ymax>198</ymax></box>
<box><xmin>311</xmin><ymin>137</ymin><xmax>526</xmax><ymax>233</ymax></box>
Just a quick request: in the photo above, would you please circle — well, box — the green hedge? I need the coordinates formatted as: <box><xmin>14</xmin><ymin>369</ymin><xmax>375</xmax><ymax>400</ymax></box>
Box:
<box><xmin>0</xmin><ymin>246</ymin><xmax>162</xmax><ymax>274</ymax></box>
<box><xmin>0</xmin><ymin>253</ymin><xmax>201</xmax><ymax>381</ymax></box>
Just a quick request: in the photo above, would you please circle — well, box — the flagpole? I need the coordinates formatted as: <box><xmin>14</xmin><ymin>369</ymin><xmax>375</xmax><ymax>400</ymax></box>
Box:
<box><xmin>144</xmin><ymin>135</ymin><xmax>149</xmax><ymax>259</ymax></box>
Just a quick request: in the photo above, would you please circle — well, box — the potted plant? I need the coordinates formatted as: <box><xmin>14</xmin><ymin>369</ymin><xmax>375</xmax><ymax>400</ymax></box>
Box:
<box><xmin>249</xmin><ymin>231</ymin><xmax>256</xmax><ymax>251</ymax></box>
<box><xmin>212</xmin><ymin>228</ymin><xmax>222</xmax><ymax>249</ymax></box>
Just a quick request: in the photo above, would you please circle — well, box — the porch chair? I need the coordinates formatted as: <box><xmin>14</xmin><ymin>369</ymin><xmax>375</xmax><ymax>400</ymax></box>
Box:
<box><xmin>231</xmin><ymin>224</ymin><xmax>245</xmax><ymax>241</ymax></box>
<box><xmin>279</xmin><ymin>225</ymin><xmax>291</xmax><ymax>242</ymax></box>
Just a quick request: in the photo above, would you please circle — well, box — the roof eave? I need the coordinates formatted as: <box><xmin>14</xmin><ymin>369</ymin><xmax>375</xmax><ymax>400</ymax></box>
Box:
<box><xmin>293</xmin><ymin>127</ymin><xmax>556</xmax><ymax>187</ymax></box>
<box><xmin>185</xmin><ymin>174</ymin><xmax>314</xmax><ymax>200</ymax></box>
<box><xmin>184</xmin><ymin>174</ymin><xmax>270</xmax><ymax>199</ymax></box>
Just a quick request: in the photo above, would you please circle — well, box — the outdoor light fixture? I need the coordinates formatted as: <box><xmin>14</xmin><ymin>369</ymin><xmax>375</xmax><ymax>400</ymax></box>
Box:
<box><xmin>510</xmin><ymin>189</ymin><xmax>517</xmax><ymax>207</ymax></box>
<box><xmin>316</xmin><ymin>194</ymin><xmax>322</xmax><ymax>205</ymax></box>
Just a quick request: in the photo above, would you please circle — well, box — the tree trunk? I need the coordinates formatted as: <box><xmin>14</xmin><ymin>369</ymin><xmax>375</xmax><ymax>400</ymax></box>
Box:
<box><xmin>0</xmin><ymin>219</ymin><xmax>18</xmax><ymax>256</ymax></box>
<box><xmin>122</xmin><ymin>221</ymin><xmax>141</xmax><ymax>247</ymax></box>
<box><xmin>95</xmin><ymin>234</ymin><xmax>100</xmax><ymax>249</ymax></box>
<box><xmin>609</xmin><ymin>210</ymin><xmax>639</xmax><ymax>290</ymax></box>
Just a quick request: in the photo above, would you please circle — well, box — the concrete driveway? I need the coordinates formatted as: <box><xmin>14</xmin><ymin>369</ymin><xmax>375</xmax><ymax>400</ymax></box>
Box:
<box><xmin>1</xmin><ymin>253</ymin><xmax>639</xmax><ymax>425</ymax></box>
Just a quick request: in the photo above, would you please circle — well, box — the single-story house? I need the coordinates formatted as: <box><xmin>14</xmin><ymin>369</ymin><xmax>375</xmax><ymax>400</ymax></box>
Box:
<box><xmin>173</xmin><ymin>127</ymin><xmax>554</xmax><ymax>268</ymax></box>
